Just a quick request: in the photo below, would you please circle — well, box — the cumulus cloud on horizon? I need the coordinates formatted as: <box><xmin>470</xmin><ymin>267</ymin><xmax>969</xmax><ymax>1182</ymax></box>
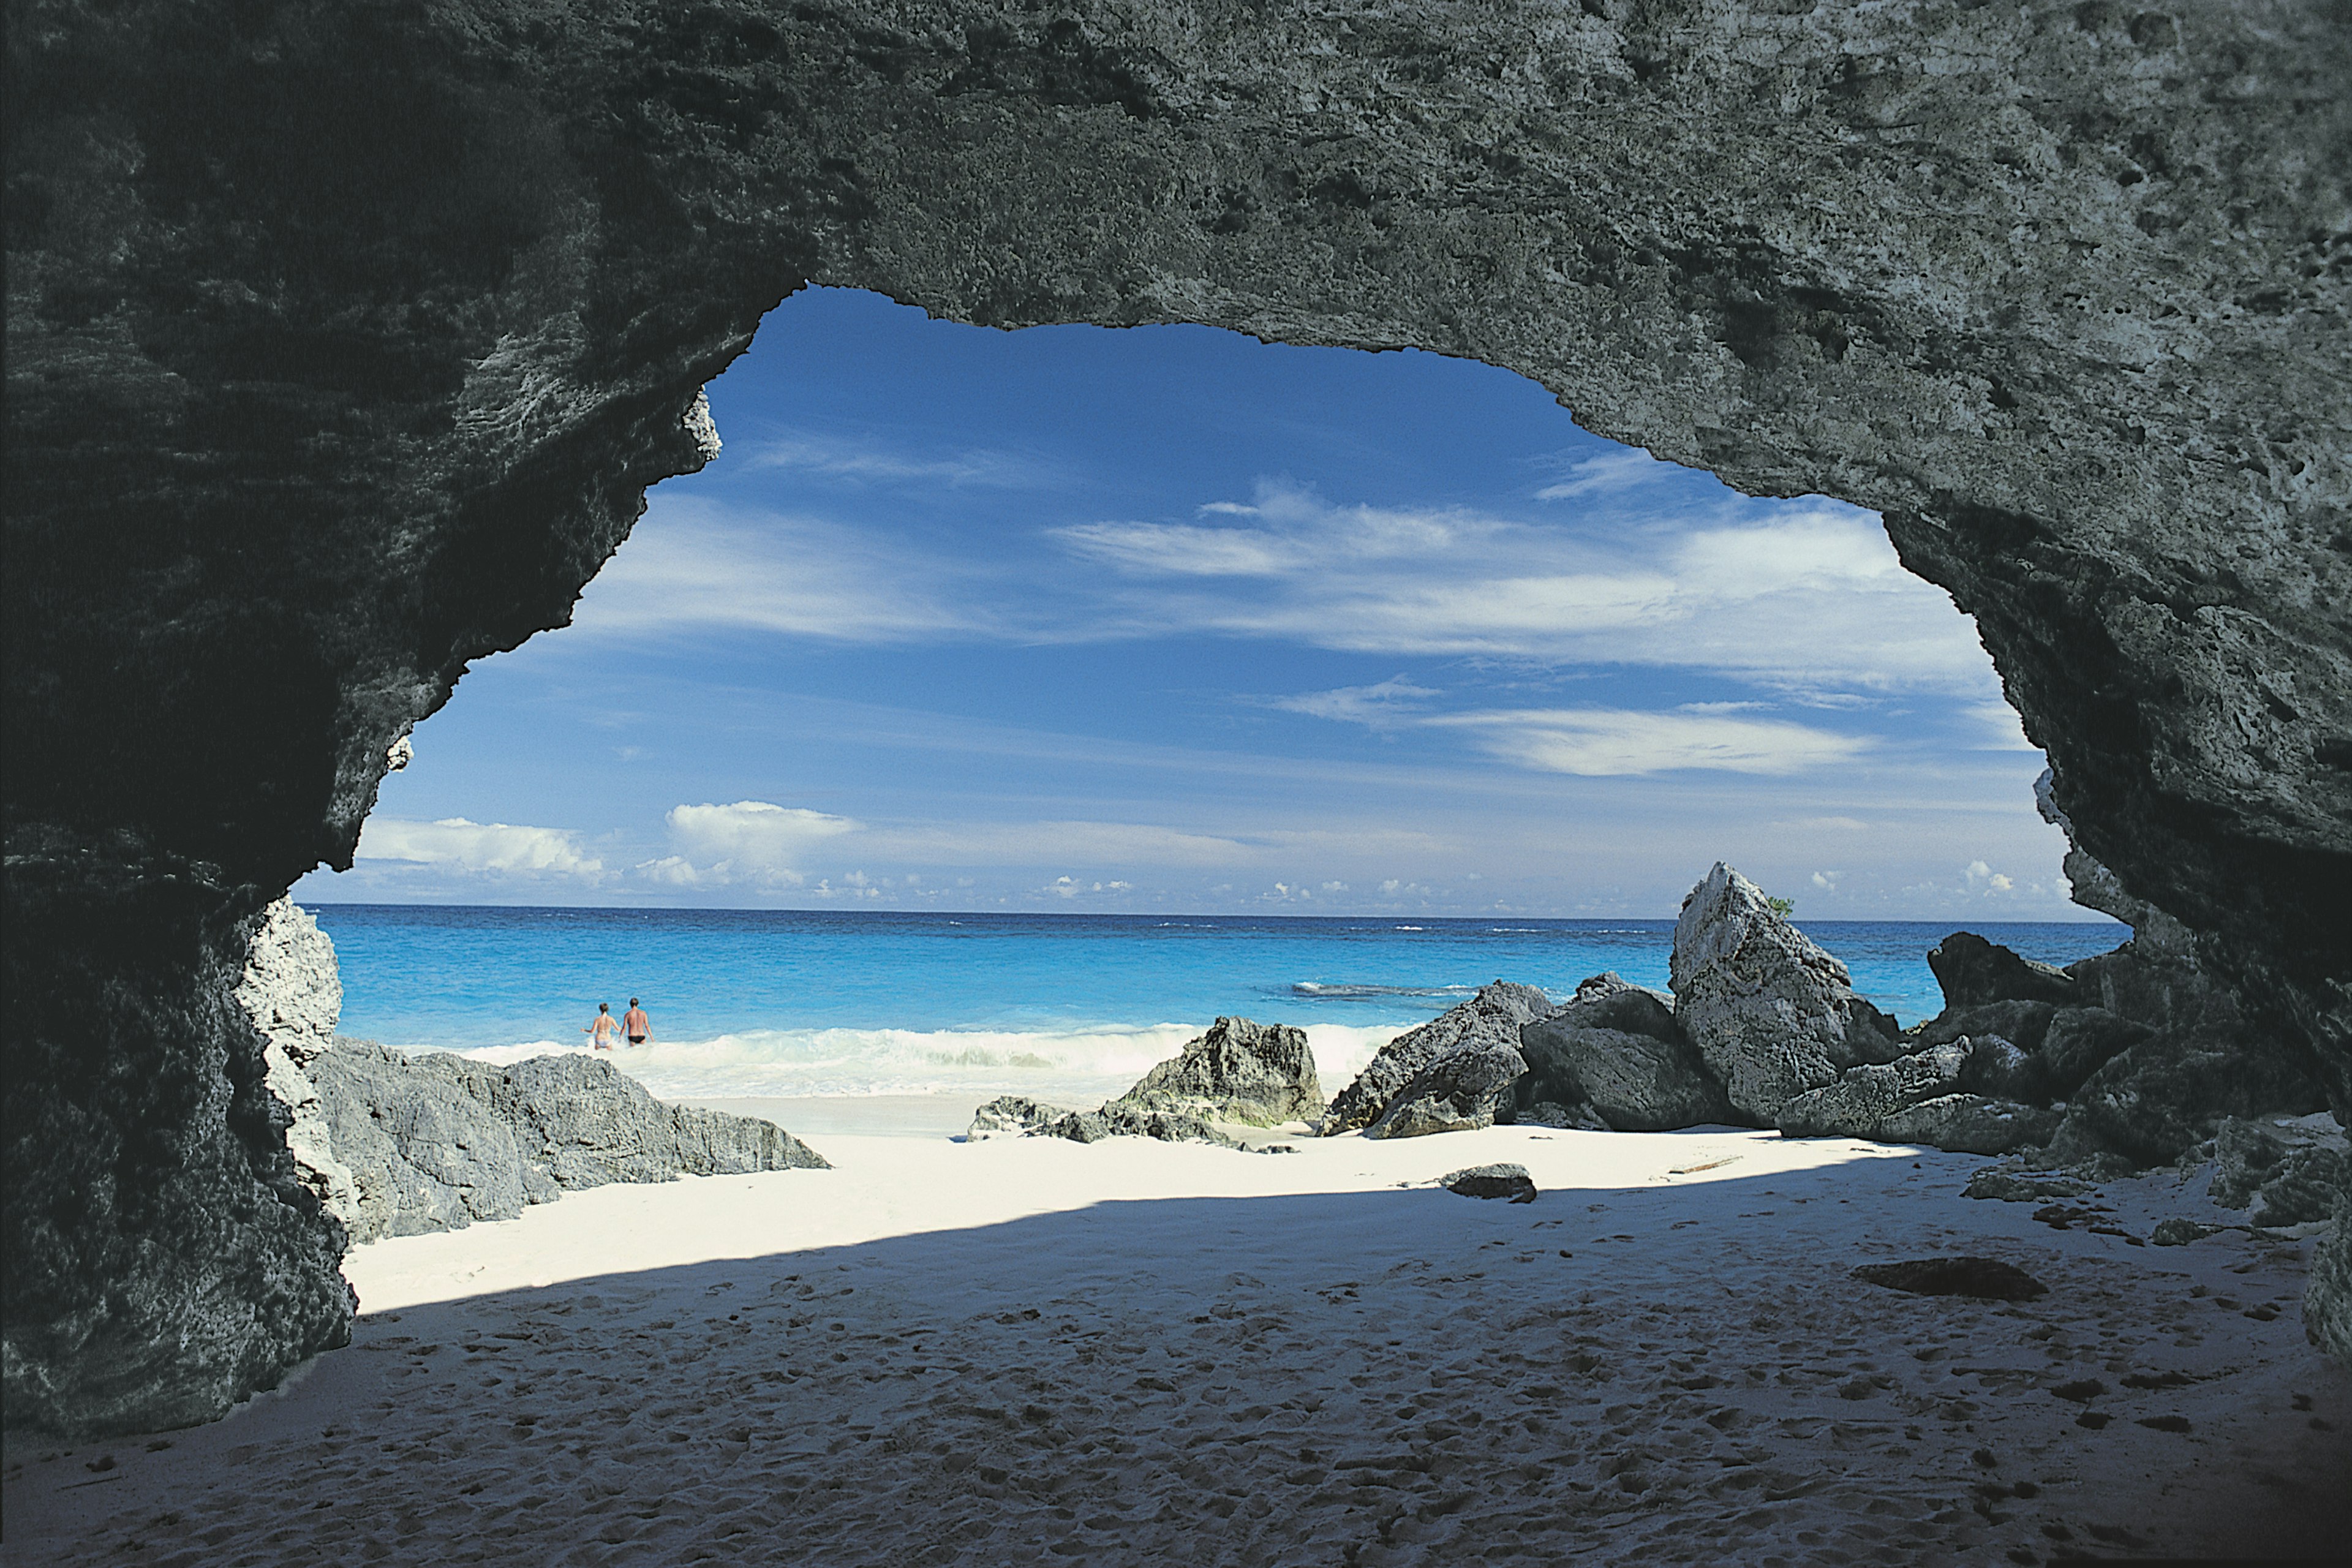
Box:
<box><xmin>355</xmin><ymin>816</ymin><xmax>603</xmax><ymax>876</ymax></box>
<box><xmin>647</xmin><ymin>799</ymin><xmax>862</xmax><ymax>888</ymax></box>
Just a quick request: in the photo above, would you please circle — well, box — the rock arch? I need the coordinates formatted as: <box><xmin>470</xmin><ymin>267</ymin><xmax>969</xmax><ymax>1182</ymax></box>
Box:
<box><xmin>7</xmin><ymin>0</ymin><xmax>2348</xmax><ymax>1432</ymax></box>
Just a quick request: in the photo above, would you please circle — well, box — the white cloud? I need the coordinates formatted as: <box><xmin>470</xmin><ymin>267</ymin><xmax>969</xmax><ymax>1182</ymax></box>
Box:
<box><xmin>657</xmin><ymin>800</ymin><xmax>861</xmax><ymax>887</ymax></box>
<box><xmin>1051</xmin><ymin>484</ymin><xmax>1992</xmax><ymax>698</ymax></box>
<box><xmin>1428</xmin><ymin>707</ymin><xmax>1869</xmax><ymax>776</ymax></box>
<box><xmin>741</xmin><ymin>431</ymin><xmax>1054</xmax><ymax>490</ymax></box>
<box><xmin>1261</xmin><ymin>677</ymin><xmax>1439</xmax><ymax>727</ymax></box>
<box><xmin>355</xmin><ymin>816</ymin><xmax>603</xmax><ymax>876</ymax></box>
<box><xmin>869</xmin><ymin>820</ymin><xmax>1256</xmax><ymax>868</ymax></box>
<box><xmin>570</xmin><ymin>497</ymin><xmax>993</xmax><ymax>644</ymax></box>
<box><xmin>1534</xmin><ymin>447</ymin><xmax>1674</xmax><ymax>500</ymax></box>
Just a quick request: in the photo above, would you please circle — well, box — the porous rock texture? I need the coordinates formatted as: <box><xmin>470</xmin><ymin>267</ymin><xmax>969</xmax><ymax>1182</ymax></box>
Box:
<box><xmin>1363</xmin><ymin>1039</ymin><xmax>1531</xmax><ymax>1140</ymax></box>
<box><xmin>1672</xmin><ymin>864</ymin><xmax>1904</xmax><ymax>1121</ymax></box>
<box><xmin>1114</xmin><ymin>1017</ymin><xmax>1322</xmax><ymax>1127</ymax></box>
<box><xmin>1517</xmin><ymin>973</ymin><xmax>1740</xmax><ymax>1131</ymax></box>
<box><xmin>1324</xmin><ymin>982</ymin><xmax>1555</xmax><ymax>1134</ymax></box>
<box><xmin>10</xmin><ymin>0</ymin><xmax>2352</xmax><ymax>1426</ymax></box>
<box><xmin>307</xmin><ymin>1044</ymin><xmax>831</xmax><ymax>1245</ymax></box>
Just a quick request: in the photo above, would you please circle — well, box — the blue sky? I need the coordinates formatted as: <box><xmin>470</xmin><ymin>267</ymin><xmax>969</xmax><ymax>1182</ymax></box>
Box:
<box><xmin>293</xmin><ymin>287</ymin><xmax>2095</xmax><ymax>921</ymax></box>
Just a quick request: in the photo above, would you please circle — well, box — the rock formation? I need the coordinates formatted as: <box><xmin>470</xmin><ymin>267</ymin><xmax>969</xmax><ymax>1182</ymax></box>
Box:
<box><xmin>1115</xmin><ymin>1017</ymin><xmax>1321</xmax><ymax>1127</ymax></box>
<box><xmin>1671</xmin><ymin>864</ymin><xmax>1904</xmax><ymax>1121</ymax></box>
<box><xmin>1324</xmin><ymin>983</ymin><xmax>1554</xmax><ymax>1134</ymax></box>
<box><xmin>1440</xmin><ymin>1164</ymin><xmax>1537</xmax><ymax>1204</ymax></box>
<box><xmin>308</xmin><ymin>1044</ymin><xmax>829</xmax><ymax>1244</ymax></box>
<box><xmin>1517</xmin><ymin>973</ymin><xmax>1737</xmax><ymax>1132</ymax></box>
<box><xmin>9</xmin><ymin>0</ymin><xmax>2350</xmax><ymax>1427</ymax></box>
<box><xmin>968</xmin><ymin>1096</ymin><xmax>1071</xmax><ymax>1141</ymax></box>
<box><xmin>1363</xmin><ymin>1040</ymin><xmax>1529</xmax><ymax>1141</ymax></box>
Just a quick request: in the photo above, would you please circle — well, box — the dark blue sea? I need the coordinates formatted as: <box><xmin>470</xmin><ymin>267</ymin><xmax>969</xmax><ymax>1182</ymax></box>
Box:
<box><xmin>307</xmin><ymin>905</ymin><xmax>2125</xmax><ymax>1107</ymax></box>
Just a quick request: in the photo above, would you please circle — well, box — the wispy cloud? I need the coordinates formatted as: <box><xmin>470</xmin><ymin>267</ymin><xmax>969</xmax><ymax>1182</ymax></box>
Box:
<box><xmin>1427</xmin><ymin>707</ymin><xmax>1871</xmax><ymax>776</ymax></box>
<box><xmin>1534</xmin><ymin>447</ymin><xmax>1675</xmax><ymax>500</ymax></box>
<box><xmin>1259</xmin><ymin>677</ymin><xmax>1440</xmax><ymax>728</ymax></box>
<box><xmin>356</xmin><ymin>817</ymin><xmax>603</xmax><ymax>876</ymax></box>
<box><xmin>1052</xmin><ymin>482</ymin><xmax>1993</xmax><ymax>698</ymax></box>
<box><xmin>571</xmin><ymin>497</ymin><xmax>993</xmax><ymax>644</ymax></box>
<box><xmin>741</xmin><ymin>431</ymin><xmax>1057</xmax><ymax>490</ymax></box>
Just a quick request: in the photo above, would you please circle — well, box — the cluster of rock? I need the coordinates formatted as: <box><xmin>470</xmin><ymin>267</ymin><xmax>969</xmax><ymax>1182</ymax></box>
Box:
<box><xmin>241</xmin><ymin>900</ymin><xmax>828</xmax><ymax>1246</ymax></box>
<box><xmin>1313</xmin><ymin>861</ymin><xmax>2331</xmax><ymax>1174</ymax></box>
<box><xmin>969</xmin><ymin>1017</ymin><xmax>1320</xmax><ymax>1149</ymax></box>
<box><xmin>960</xmin><ymin>861</ymin><xmax>2333</xmax><ymax>1185</ymax></box>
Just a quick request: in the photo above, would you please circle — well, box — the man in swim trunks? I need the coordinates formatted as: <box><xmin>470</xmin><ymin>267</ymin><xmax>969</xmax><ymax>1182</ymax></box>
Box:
<box><xmin>623</xmin><ymin>998</ymin><xmax>650</xmax><ymax>1049</ymax></box>
<box><xmin>586</xmin><ymin>1003</ymin><xmax>620</xmax><ymax>1051</ymax></box>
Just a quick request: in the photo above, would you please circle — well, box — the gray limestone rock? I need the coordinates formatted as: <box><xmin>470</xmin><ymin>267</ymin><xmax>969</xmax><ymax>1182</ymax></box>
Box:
<box><xmin>1516</xmin><ymin>1020</ymin><xmax>1737</xmax><ymax>1133</ymax></box>
<box><xmin>1323</xmin><ymin>983</ymin><xmax>1554</xmax><ymax>1134</ymax></box>
<box><xmin>2037</xmin><ymin>1008</ymin><xmax>2155</xmax><ymax>1099</ymax></box>
<box><xmin>1672</xmin><ymin>864</ymin><xmax>1904</xmax><ymax>1123</ymax></box>
<box><xmin>1365</xmin><ymin>1042</ymin><xmax>1529</xmax><ymax>1140</ymax></box>
<box><xmin>1548</xmin><ymin>973</ymin><xmax>1681</xmax><ymax>1042</ymax></box>
<box><xmin>1780</xmin><ymin>1041</ymin><xmax>2061</xmax><ymax>1155</ymax></box>
<box><xmin>2046</xmin><ymin>1033</ymin><xmax>2329</xmax><ymax>1168</ymax></box>
<box><xmin>305</xmin><ymin>1044</ymin><xmax>827</xmax><ymax>1246</ymax></box>
<box><xmin>968</xmin><ymin>1096</ymin><xmax>1071</xmax><ymax>1141</ymax></box>
<box><xmin>1515</xmin><ymin>1101</ymin><xmax>1612</xmax><ymax>1133</ymax></box>
<box><xmin>235</xmin><ymin>899</ymin><xmax>363</xmax><ymax>1229</ymax></box>
<box><xmin>2307</xmin><ymin>1168</ymin><xmax>2352</xmax><ymax>1365</ymax></box>
<box><xmin>1955</xmin><ymin>1035</ymin><xmax>2049</xmax><ymax>1106</ymax></box>
<box><xmin>1963</xmin><ymin>1168</ymin><xmax>2094</xmax><ymax>1204</ymax></box>
<box><xmin>1927</xmin><ymin>932</ymin><xmax>2079</xmax><ymax>1010</ymax></box>
<box><xmin>1909</xmin><ymin>999</ymin><xmax>2060</xmax><ymax>1055</ymax></box>
<box><xmin>2198</xmin><ymin>1114</ymin><xmax>2350</xmax><ymax>1228</ymax></box>
<box><xmin>1441</xmin><ymin>1164</ymin><xmax>1537</xmax><ymax>1203</ymax></box>
<box><xmin>1777</xmin><ymin>1041</ymin><xmax>1969</xmax><ymax>1139</ymax></box>
<box><xmin>1872</xmin><ymin>1096</ymin><xmax>2063</xmax><ymax>1158</ymax></box>
<box><xmin>1039</xmin><ymin>1104</ymin><xmax>1241</xmax><ymax>1150</ymax></box>
<box><xmin>1114</xmin><ymin>1017</ymin><xmax>1321</xmax><ymax>1127</ymax></box>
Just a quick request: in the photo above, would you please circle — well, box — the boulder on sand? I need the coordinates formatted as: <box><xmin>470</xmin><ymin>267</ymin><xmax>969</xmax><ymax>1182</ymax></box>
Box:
<box><xmin>1670</xmin><ymin>864</ymin><xmax>1904</xmax><ymax>1121</ymax></box>
<box><xmin>2034</xmin><ymin>1007</ymin><xmax>2152</xmax><ymax>1099</ymax></box>
<box><xmin>1323</xmin><ymin>982</ymin><xmax>1554</xmax><ymax>1134</ymax></box>
<box><xmin>1364</xmin><ymin>1041</ymin><xmax>1528</xmax><ymax>1139</ymax></box>
<box><xmin>1441</xmin><ymin>1163</ymin><xmax>1537</xmax><ymax>1202</ymax></box>
<box><xmin>1115</xmin><ymin>1016</ymin><xmax>1321</xmax><ymax>1126</ymax></box>
<box><xmin>2044</xmin><ymin>1030</ymin><xmax>2328</xmax><ymax>1167</ymax></box>
<box><xmin>1039</xmin><ymin>1104</ymin><xmax>1242</xmax><ymax>1149</ymax></box>
<box><xmin>968</xmin><ymin>1095</ymin><xmax>1070</xmax><ymax>1140</ymax></box>
<box><xmin>1777</xmin><ymin>1039</ymin><xmax>2059</xmax><ymax>1155</ymax></box>
<box><xmin>1517</xmin><ymin>976</ymin><xmax>1737</xmax><ymax>1131</ymax></box>
<box><xmin>306</xmin><ymin>1043</ymin><xmax>829</xmax><ymax>1245</ymax></box>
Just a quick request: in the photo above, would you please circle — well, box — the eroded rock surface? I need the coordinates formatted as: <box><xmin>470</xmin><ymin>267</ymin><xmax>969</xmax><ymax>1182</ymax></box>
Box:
<box><xmin>1324</xmin><ymin>983</ymin><xmax>1553</xmax><ymax>1134</ymax></box>
<box><xmin>10</xmin><ymin>0</ymin><xmax>2352</xmax><ymax>1425</ymax></box>
<box><xmin>1672</xmin><ymin>864</ymin><xmax>1903</xmax><ymax>1121</ymax></box>
<box><xmin>1115</xmin><ymin>1017</ymin><xmax>1321</xmax><ymax>1128</ymax></box>
<box><xmin>1364</xmin><ymin>1041</ymin><xmax>1530</xmax><ymax>1141</ymax></box>
<box><xmin>309</xmin><ymin>1044</ymin><xmax>830</xmax><ymax>1245</ymax></box>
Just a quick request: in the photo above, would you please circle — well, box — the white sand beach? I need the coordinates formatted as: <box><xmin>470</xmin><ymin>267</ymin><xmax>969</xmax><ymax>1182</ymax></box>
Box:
<box><xmin>6</xmin><ymin>1123</ymin><xmax>2346</xmax><ymax>1565</ymax></box>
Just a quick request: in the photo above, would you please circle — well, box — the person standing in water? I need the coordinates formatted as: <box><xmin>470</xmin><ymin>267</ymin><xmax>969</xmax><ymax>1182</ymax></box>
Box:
<box><xmin>585</xmin><ymin>1003</ymin><xmax>620</xmax><ymax>1051</ymax></box>
<box><xmin>622</xmin><ymin>998</ymin><xmax>651</xmax><ymax>1049</ymax></box>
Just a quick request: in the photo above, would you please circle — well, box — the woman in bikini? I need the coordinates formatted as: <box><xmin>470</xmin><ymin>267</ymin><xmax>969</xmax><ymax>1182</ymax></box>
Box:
<box><xmin>584</xmin><ymin>1002</ymin><xmax>620</xmax><ymax>1051</ymax></box>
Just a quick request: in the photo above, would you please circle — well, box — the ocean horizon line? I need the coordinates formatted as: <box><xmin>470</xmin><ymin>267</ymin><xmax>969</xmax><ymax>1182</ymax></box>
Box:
<box><xmin>298</xmin><ymin>899</ymin><xmax>2128</xmax><ymax>929</ymax></box>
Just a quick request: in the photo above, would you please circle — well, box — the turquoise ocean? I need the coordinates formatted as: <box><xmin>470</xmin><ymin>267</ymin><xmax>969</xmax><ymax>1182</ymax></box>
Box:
<box><xmin>310</xmin><ymin>907</ymin><xmax>2127</xmax><ymax>1110</ymax></box>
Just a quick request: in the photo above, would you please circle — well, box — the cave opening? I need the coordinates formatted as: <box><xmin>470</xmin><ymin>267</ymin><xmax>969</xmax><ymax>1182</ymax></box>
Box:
<box><xmin>287</xmin><ymin>285</ymin><xmax>2127</xmax><ymax>1072</ymax></box>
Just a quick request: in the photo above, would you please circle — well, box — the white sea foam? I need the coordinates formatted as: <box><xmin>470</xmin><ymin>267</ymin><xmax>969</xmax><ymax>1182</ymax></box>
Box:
<box><xmin>443</xmin><ymin>1021</ymin><xmax>1409</xmax><ymax>1106</ymax></box>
